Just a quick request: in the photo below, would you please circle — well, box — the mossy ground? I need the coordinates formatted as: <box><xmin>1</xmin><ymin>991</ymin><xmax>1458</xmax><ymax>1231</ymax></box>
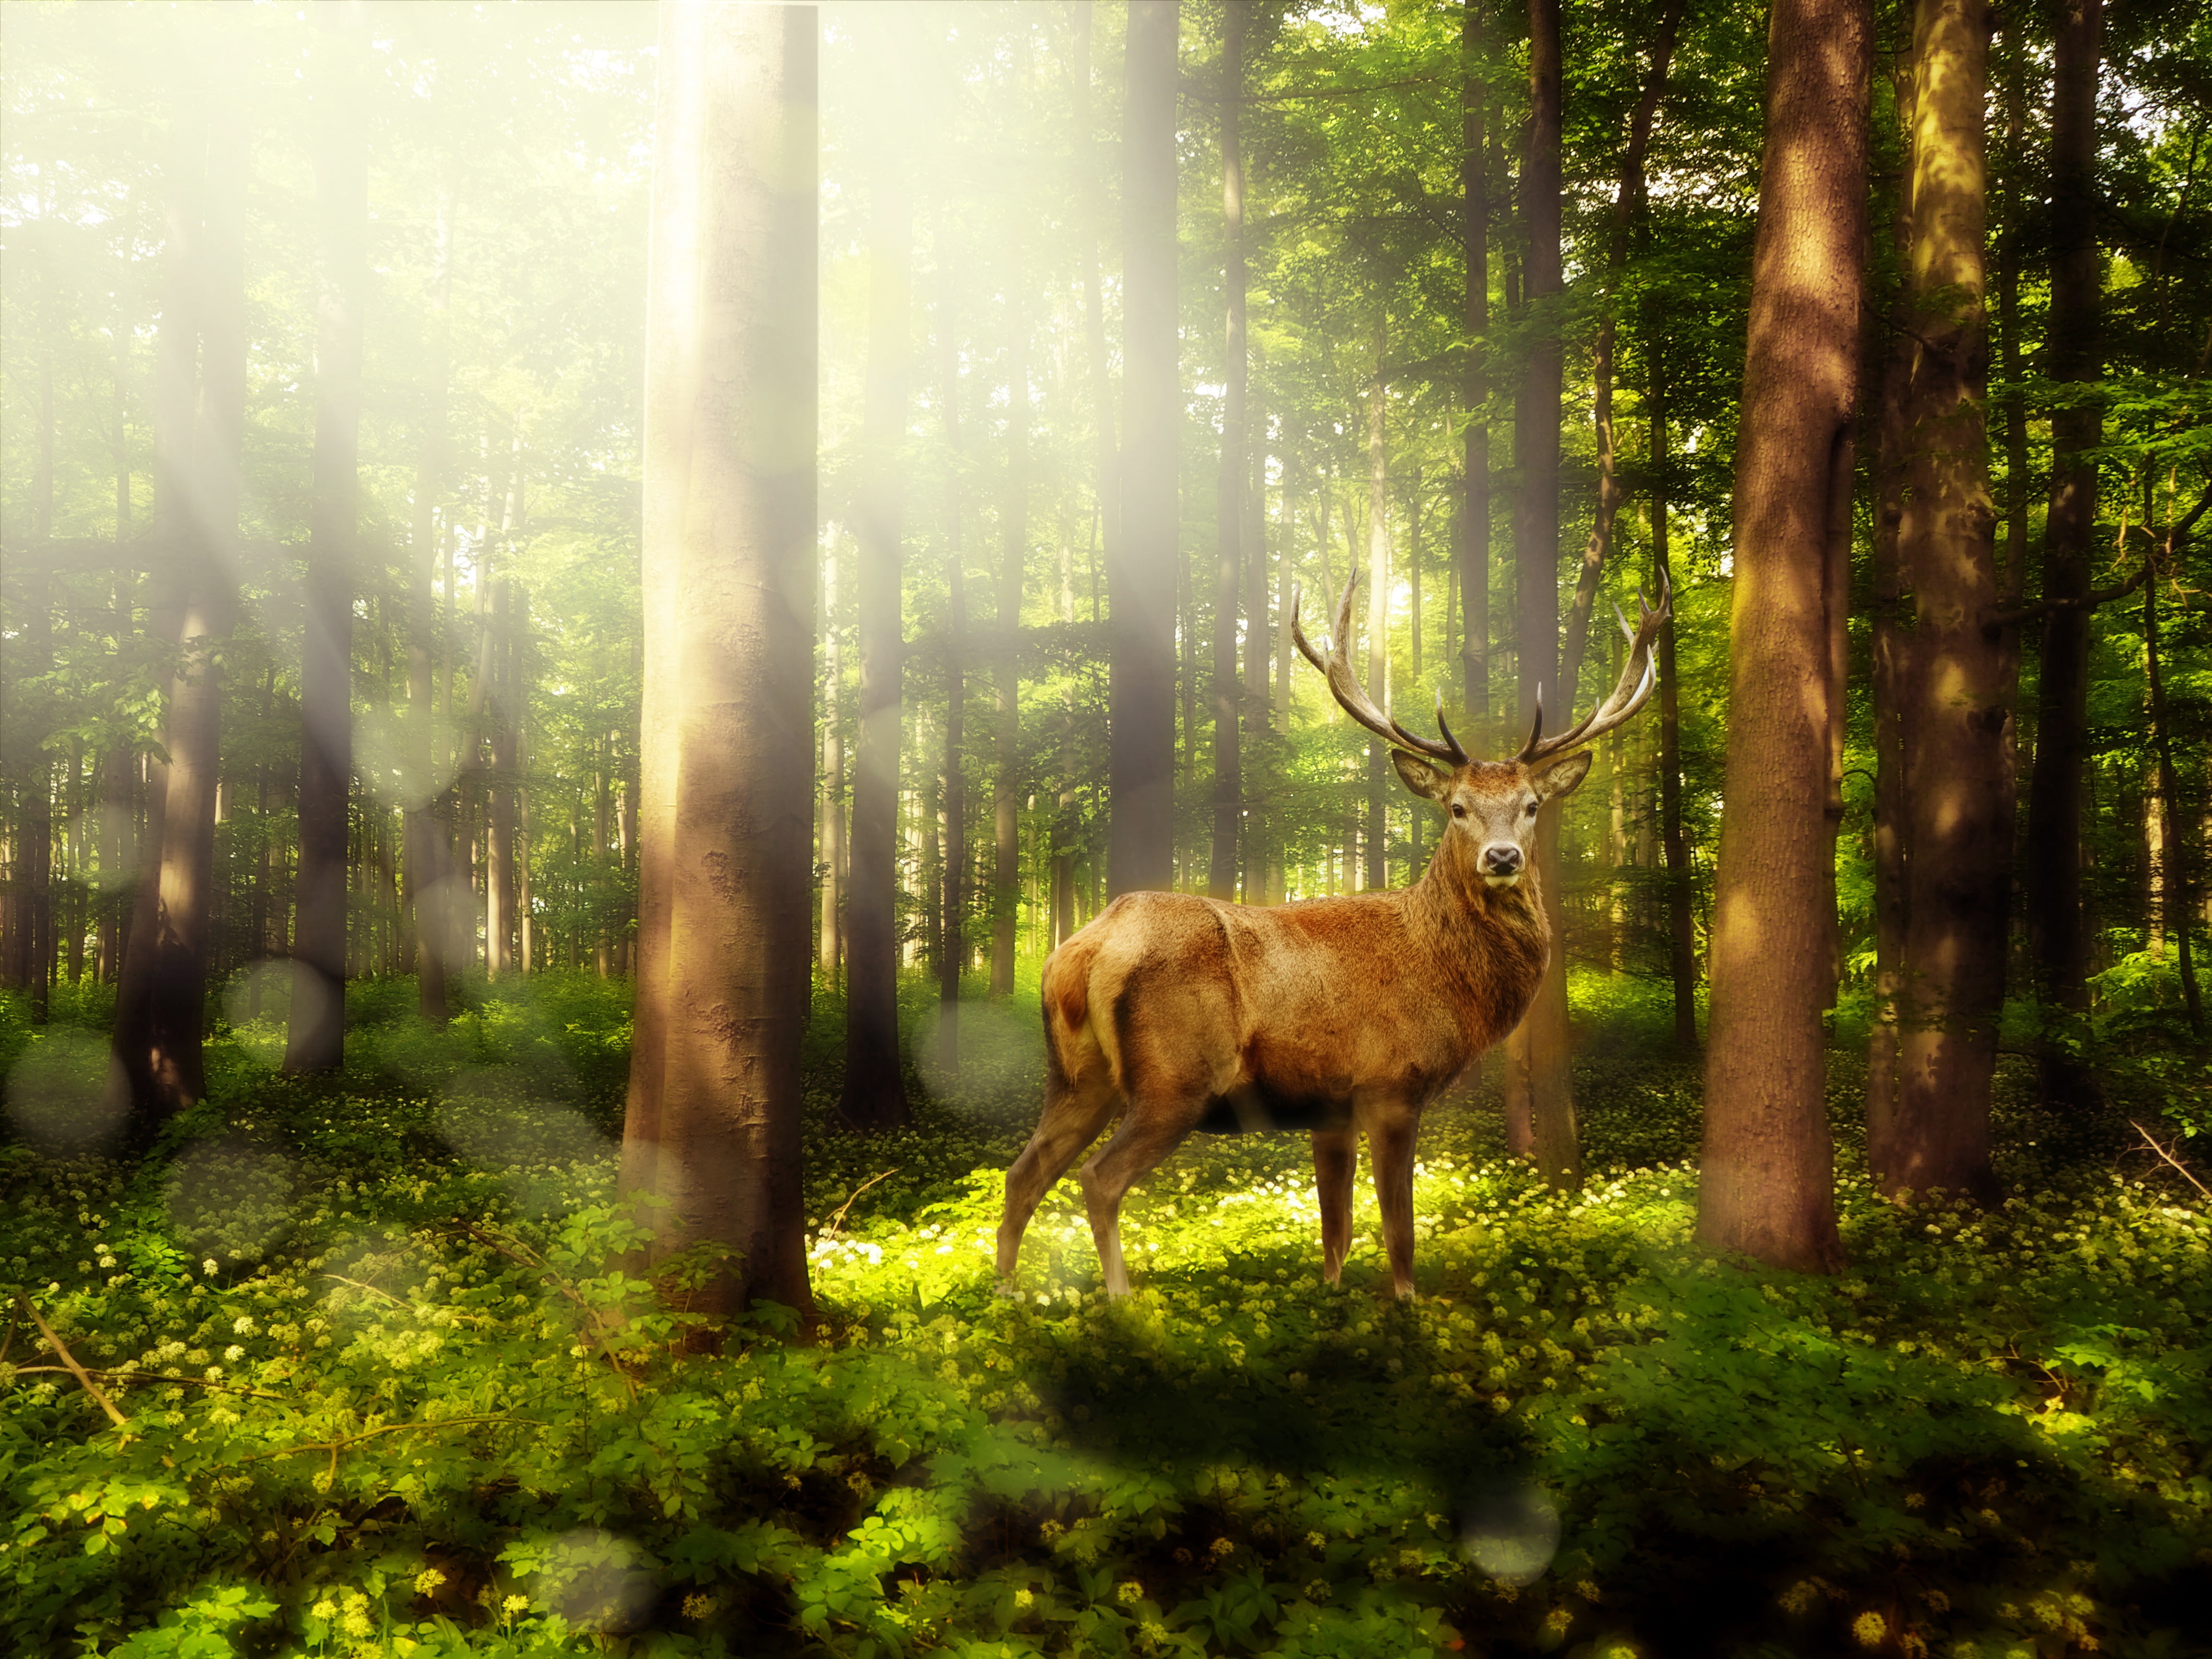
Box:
<box><xmin>1</xmin><ymin>970</ymin><xmax>2206</xmax><ymax>1659</ymax></box>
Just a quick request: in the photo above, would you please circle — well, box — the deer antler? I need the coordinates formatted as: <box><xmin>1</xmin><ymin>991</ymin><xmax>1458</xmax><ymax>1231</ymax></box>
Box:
<box><xmin>1292</xmin><ymin>571</ymin><xmax>1468</xmax><ymax>766</ymax></box>
<box><xmin>1517</xmin><ymin>571</ymin><xmax>1672</xmax><ymax>764</ymax></box>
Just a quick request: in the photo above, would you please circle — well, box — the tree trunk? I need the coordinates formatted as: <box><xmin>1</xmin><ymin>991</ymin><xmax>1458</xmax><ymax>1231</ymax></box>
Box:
<box><xmin>114</xmin><ymin>105</ymin><xmax>244</xmax><ymax>1138</ymax></box>
<box><xmin>485</xmin><ymin>577</ymin><xmax>518</xmax><ymax>979</ymax></box>
<box><xmin>939</xmin><ymin>284</ymin><xmax>969</xmax><ymax>1074</ymax></box>
<box><xmin>2145</xmin><ymin>529</ymin><xmax>2204</xmax><ymax>1034</ymax></box>
<box><xmin>1868</xmin><ymin>0</ymin><xmax>2007</xmax><ymax>1204</ymax></box>
<box><xmin>405</xmin><ymin>188</ymin><xmax>452</xmax><ymax>1023</ymax></box>
<box><xmin>1209</xmin><ymin>0</ymin><xmax>1248</xmax><ymax>902</ymax></box>
<box><xmin>1698</xmin><ymin>0</ymin><xmax>1868</xmax><ymax>1274</ymax></box>
<box><xmin>1651</xmin><ymin>373</ymin><xmax>1698</xmax><ymax>1048</ymax></box>
<box><xmin>2023</xmin><ymin>0</ymin><xmax>2103</xmax><ymax>1109</ymax></box>
<box><xmin>1109</xmin><ymin>0</ymin><xmax>1179</xmax><ymax>898</ymax></box>
<box><xmin>619</xmin><ymin>0</ymin><xmax>817</xmax><ymax>1331</ymax></box>
<box><xmin>992</xmin><ymin>263</ymin><xmax>1026</xmax><ymax>991</ymax></box>
<box><xmin>1508</xmin><ymin>0</ymin><xmax>1580</xmax><ymax>1190</ymax></box>
<box><xmin>1365</xmin><ymin>324</ymin><xmax>1391</xmax><ymax>894</ymax></box>
<box><xmin>289</xmin><ymin>23</ymin><xmax>366</xmax><ymax>1071</ymax></box>
<box><xmin>840</xmin><ymin>174</ymin><xmax>914</xmax><ymax>1129</ymax></box>
<box><xmin>1460</xmin><ymin>0</ymin><xmax>1490</xmax><ymax>729</ymax></box>
<box><xmin>817</xmin><ymin>545</ymin><xmax>843</xmax><ymax>980</ymax></box>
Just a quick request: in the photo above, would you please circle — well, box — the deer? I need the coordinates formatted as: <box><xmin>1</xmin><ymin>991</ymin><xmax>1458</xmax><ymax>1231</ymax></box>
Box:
<box><xmin>995</xmin><ymin>569</ymin><xmax>1670</xmax><ymax>1301</ymax></box>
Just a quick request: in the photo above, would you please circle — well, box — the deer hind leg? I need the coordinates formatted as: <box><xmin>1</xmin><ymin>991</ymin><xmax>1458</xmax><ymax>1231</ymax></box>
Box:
<box><xmin>1366</xmin><ymin>1109</ymin><xmax>1420</xmax><ymax>1299</ymax></box>
<box><xmin>998</xmin><ymin>1068</ymin><xmax>1120</xmax><ymax>1286</ymax></box>
<box><xmin>1076</xmin><ymin>1103</ymin><xmax>1196</xmax><ymax>1298</ymax></box>
<box><xmin>1312</xmin><ymin>1126</ymin><xmax>1358</xmax><ymax>1285</ymax></box>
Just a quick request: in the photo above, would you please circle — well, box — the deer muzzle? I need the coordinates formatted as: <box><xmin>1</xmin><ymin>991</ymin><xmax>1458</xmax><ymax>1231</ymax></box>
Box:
<box><xmin>1480</xmin><ymin>844</ymin><xmax>1524</xmax><ymax>888</ymax></box>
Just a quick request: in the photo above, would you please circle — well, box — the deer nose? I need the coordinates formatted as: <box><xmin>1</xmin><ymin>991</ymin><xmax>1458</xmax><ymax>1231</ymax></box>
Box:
<box><xmin>1481</xmin><ymin>844</ymin><xmax>1523</xmax><ymax>875</ymax></box>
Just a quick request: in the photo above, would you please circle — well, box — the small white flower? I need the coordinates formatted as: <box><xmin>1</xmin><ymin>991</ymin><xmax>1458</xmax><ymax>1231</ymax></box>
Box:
<box><xmin>223</xmin><ymin>1345</ymin><xmax>245</xmax><ymax>1363</ymax></box>
<box><xmin>203</xmin><ymin>1259</ymin><xmax>219</xmax><ymax>1276</ymax></box>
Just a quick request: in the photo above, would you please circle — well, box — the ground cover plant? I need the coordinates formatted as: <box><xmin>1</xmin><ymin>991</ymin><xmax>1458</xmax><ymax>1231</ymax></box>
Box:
<box><xmin>3</xmin><ymin>975</ymin><xmax>2206</xmax><ymax>1659</ymax></box>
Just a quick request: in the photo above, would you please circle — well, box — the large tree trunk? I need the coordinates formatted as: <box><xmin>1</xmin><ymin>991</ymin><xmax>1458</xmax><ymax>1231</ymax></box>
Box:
<box><xmin>1698</xmin><ymin>0</ymin><xmax>1869</xmax><ymax>1273</ymax></box>
<box><xmin>405</xmin><ymin>189</ymin><xmax>452</xmax><ymax>1023</ymax></box>
<box><xmin>2023</xmin><ymin>0</ymin><xmax>2104</xmax><ymax>1109</ymax></box>
<box><xmin>840</xmin><ymin>175</ymin><xmax>913</xmax><ymax>1129</ymax></box>
<box><xmin>289</xmin><ymin>24</ymin><xmax>366</xmax><ymax>1071</ymax></box>
<box><xmin>114</xmin><ymin>105</ymin><xmax>245</xmax><ymax>1139</ymax></box>
<box><xmin>1109</xmin><ymin>0</ymin><xmax>1179</xmax><ymax>898</ymax></box>
<box><xmin>1507</xmin><ymin>0</ymin><xmax>1581</xmax><ymax>1190</ymax></box>
<box><xmin>992</xmin><ymin>269</ymin><xmax>1026</xmax><ymax>992</ymax></box>
<box><xmin>1209</xmin><ymin>0</ymin><xmax>1248</xmax><ymax>903</ymax></box>
<box><xmin>619</xmin><ymin>0</ymin><xmax>817</xmax><ymax>1331</ymax></box>
<box><xmin>1459</xmin><ymin>0</ymin><xmax>1489</xmax><ymax>729</ymax></box>
<box><xmin>1868</xmin><ymin>0</ymin><xmax>2007</xmax><ymax>1204</ymax></box>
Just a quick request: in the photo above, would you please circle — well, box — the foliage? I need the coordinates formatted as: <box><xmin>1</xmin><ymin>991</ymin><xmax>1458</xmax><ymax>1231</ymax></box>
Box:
<box><xmin>4</xmin><ymin>978</ymin><xmax>2207</xmax><ymax>1658</ymax></box>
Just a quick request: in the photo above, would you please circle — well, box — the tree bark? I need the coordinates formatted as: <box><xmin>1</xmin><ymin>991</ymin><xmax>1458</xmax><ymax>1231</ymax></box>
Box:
<box><xmin>289</xmin><ymin>19</ymin><xmax>367</xmax><ymax>1071</ymax></box>
<box><xmin>1868</xmin><ymin>0</ymin><xmax>2007</xmax><ymax>1204</ymax></box>
<box><xmin>1651</xmin><ymin>373</ymin><xmax>1697</xmax><ymax>1047</ymax></box>
<box><xmin>1699</xmin><ymin>0</ymin><xmax>1868</xmax><ymax>1273</ymax></box>
<box><xmin>2023</xmin><ymin>0</ymin><xmax>2104</xmax><ymax>1109</ymax></box>
<box><xmin>485</xmin><ymin>576</ymin><xmax>518</xmax><ymax>980</ymax></box>
<box><xmin>1209</xmin><ymin>0</ymin><xmax>1248</xmax><ymax>903</ymax></box>
<box><xmin>1507</xmin><ymin>0</ymin><xmax>1580</xmax><ymax>1190</ymax></box>
<box><xmin>619</xmin><ymin>0</ymin><xmax>817</xmax><ymax>1331</ymax></box>
<box><xmin>1460</xmin><ymin>0</ymin><xmax>1490</xmax><ymax>729</ymax></box>
<box><xmin>992</xmin><ymin>261</ymin><xmax>1026</xmax><ymax>991</ymax></box>
<box><xmin>114</xmin><ymin>103</ymin><xmax>244</xmax><ymax>1138</ymax></box>
<box><xmin>1365</xmin><ymin>324</ymin><xmax>1391</xmax><ymax>894</ymax></box>
<box><xmin>939</xmin><ymin>282</ymin><xmax>969</xmax><ymax>1074</ymax></box>
<box><xmin>840</xmin><ymin>174</ymin><xmax>913</xmax><ymax>1129</ymax></box>
<box><xmin>817</xmin><ymin>546</ymin><xmax>842</xmax><ymax>980</ymax></box>
<box><xmin>1109</xmin><ymin>0</ymin><xmax>1179</xmax><ymax>898</ymax></box>
<box><xmin>405</xmin><ymin>188</ymin><xmax>453</xmax><ymax>1023</ymax></box>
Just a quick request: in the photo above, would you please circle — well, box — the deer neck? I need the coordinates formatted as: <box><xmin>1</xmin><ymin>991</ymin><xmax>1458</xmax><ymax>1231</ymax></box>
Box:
<box><xmin>1410</xmin><ymin>829</ymin><xmax>1551</xmax><ymax>952</ymax></box>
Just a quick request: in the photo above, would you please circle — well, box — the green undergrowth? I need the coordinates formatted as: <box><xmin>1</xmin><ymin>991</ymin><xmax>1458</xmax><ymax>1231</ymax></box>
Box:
<box><xmin>0</xmin><ymin>974</ymin><xmax>2207</xmax><ymax>1659</ymax></box>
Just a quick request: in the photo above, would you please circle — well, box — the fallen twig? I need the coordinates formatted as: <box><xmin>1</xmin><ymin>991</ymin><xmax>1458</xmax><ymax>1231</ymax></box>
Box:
<box><xmin>6</xmin><ymin>1366</ymin><xmax>286</xmax><ymax>1402</ymax></box>
<box><xmin>238</xmin><ymin>1414</ymin><xmax>541</xmax><ymax>1487</ymax></box>
<box><xmin>821</xmin><ymin>1168</ymin><xmax>902</xmax><ymax>1240</ymax></box>
<box><xmin>2127</xmin><ymin>1118</ymin><xmax>2212</xmax><ymax>1201</ymax></box>
<box><xmin>13</xmin><ymin>1295</ymin><xmax>128</xmax><ymax>1429</ymax></box>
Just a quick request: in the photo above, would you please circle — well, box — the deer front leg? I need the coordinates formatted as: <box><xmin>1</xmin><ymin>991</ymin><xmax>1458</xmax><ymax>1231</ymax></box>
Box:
<box><xmin>998</xmin><ymin>1073</ymin><xmax>1120</xmax><ymax>1286</ymax></box>
<box><xmin>1312</xmin><ymin>1127</ymin><xmax>1358</xmax><ymax>1285</ymax></box>
<box><xmin>1367</xmin><ymin>1109</ymin><xmax>1419</xmax><ymax>1299</ymax></box>
<box><xmin>1077</xmin><ymin>1107</ymin><xmax>1190</xmax><ymax>1298</ymax></box>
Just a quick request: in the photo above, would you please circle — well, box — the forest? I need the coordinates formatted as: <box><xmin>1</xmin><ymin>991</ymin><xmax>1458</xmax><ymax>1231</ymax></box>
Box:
<box><xmin>1</xmin><ymin>0</ymin><xmax>2208</xmax><ymax>1654</ymax></box>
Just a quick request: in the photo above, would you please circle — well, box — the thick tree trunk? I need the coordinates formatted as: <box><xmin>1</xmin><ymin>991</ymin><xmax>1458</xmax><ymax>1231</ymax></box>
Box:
<box><xmin>2023</xmin><ymin>0</ymin><xmax>2104</xmax><ymax>1109</ymax></box>
<box><xmin>619</xmin><ymin>0</ymin><xmax>817</xmax><ymax>1330</ymax></box>
<box><xmin>1507</xmin><ymin>0</ymin><xmax>1580</xmax><ymax>1190</ymax></box>
<box><xmin>1699</xmin><ymin>0</ymin><xmax>1868</xmax><ymax>1273</ymax></box>
<box><xmin>1209</xmin><ymin>1</ymin><xmax>1248</xmax><ymax>903</ymax></box>
<box><xmin>992</xmin><ymin>272</ymin><xmax>1026</xmax><ymax>992</ymax></box>
<box><xmin>114</xmin><ymin>106</ymin><xmax>244</xmax><ymax>1138</ymax></box>
<box><xmin>817</xmin><ymin>546</ymin><xmax>842</xmax><ymax>980</ymax></box>
<box><xmin>840</xmin><ymin>175</ymin><xmax>913</xmax><ymax>1129</ymax></box>
<box><xmin>1869</xmin><ymin>0</ymin><xmax>2007</xmax><ymax>1204</ymax></box>
<box><xmin>1109</xmin><ymin>0</ymin><xmax>1179</xmax><ymax>898</ymax></box>
<box><xmin>289</xmin><ymin>35</ymin><xmax>366</xmax><ymax>1071</ymax></box>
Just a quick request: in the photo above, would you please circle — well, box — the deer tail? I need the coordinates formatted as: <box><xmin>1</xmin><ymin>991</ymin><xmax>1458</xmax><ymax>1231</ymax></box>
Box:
<box><xmin>1041</xmin><ymin>934</ymin><xmax>1103</xmax><ymax>1091</ymax></box>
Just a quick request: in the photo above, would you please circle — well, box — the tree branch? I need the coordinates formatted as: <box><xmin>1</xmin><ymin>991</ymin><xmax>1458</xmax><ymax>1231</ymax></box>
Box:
<box><xmin>14</xmin><ymin>1295</ymin><xmax>128</xmax><ymax>1429</ymax></box>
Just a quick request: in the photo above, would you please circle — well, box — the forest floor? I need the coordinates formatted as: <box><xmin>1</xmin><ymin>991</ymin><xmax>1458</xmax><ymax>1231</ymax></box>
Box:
<box><xmin>1</xmin><ymin>971</ymin><xmax>2207</xmax><ymax>1659</ymax></box>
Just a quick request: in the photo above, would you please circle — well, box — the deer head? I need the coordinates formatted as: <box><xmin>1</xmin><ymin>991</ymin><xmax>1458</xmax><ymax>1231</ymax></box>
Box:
<box><xmin>1292</xmin><ymin>571</ymin><xmax>1671</xmax><ymax>890</ymax></box>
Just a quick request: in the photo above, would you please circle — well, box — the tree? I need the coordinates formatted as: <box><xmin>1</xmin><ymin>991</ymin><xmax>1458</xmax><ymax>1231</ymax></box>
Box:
<box><xmin>1458</xmin><ymin>0</ymin><xmax>1489</xmax><ymax>729</ymax></box>
<box><xmin>287</xmin><ymin>5</ymin><xmax>367</xmax><ymax>1073</ymax></box>
<box><xmin>112</xmin><ymin>100</ymin><xmax>244</xmax><ymax>1137</ymax></box>
<box><xmin>1866</xmin><ymin>0</ymin><xmax>2006</xmax><ymax>1204</ymax></box>
<box><xmin>1699</xmin><ymin>0</ymin><xmax>1870</xmax><ymax>1274</ymax></box>
<box><xmin>840</xmin><ymin>167</ymin><xmax>914</xmax><ymax>1130</ymax></box>
<box><xmin>1209</xmin><ymin>0</ymin><xmax>1248</xmax><ymax>904</ymax></box>
<box><xmin>2022</xmin><ymin>0</ymin><xmax>2104</xmax><ymax>1110</ymax></box>
<box><xmin>405</xmin><ymin>185</ymin><xmax>453</xmax><ymax>1025</ymax></box>
<box><xmin>1109</xmin><ymin>0</ymin><xmax>1178</xmax><ymax>899</ymax></box>
<box><xmin>619</xmin><ymin>0</ymin><xmax>817</xmax><ymax>1328</ymax></box>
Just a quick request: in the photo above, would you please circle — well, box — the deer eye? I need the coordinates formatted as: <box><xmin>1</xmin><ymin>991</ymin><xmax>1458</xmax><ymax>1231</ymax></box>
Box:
<box><xmin>1450</xmin><ymin>803</ymin><xmax>1466</xmax><ymax>819</ymax></box>
<box><xmin>1525</xmin><ymin>802</ymin><xmax>1539</xmax><ymax>817</ymax></box>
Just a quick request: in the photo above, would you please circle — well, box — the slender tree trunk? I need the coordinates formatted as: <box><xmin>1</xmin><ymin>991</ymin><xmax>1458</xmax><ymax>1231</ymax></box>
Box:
<box><xmin>114</xmin><ymin>105</ymin><xmax>244</xmax><ymax>1136</ymax></box>
<box><xmin>2145</xmin><ymin>533</ymin><xmax>2204</xmax><ymax>1034</ymax></box>
<box><xmin>939</xmin><ymin>285</ymin><xmax>969</xmax><ymax>1074</ymax></box>
<box><xmin>619</xmin><ymin>0</ymin><xmax>817</xmax><ymax>1331</ymax></box>
<box><xmin>1508</xmin><ymin>0</ymin><xmax>1580</xmax><ymax>1189</ymax></box>
<box><xmin>1869</xmin><ymin>0</ymin><xmax>2007</xmax><ymax>1204</ymax></box>
<box><xmin>1651</xmin><ymin>373</ymin><xmax>1697</xmax><ymax>1048</ymax></box>
<box><xmin>1461</xmin><ymin>0</ymin><xmax>1490</xmax><ymax>729</ymax></box>
<box><xmin>992</xmin><ymin>264</ymin><xmax>1026</xmax><ymax>992</ymax></box>
<box><xmin>1109</xmin><ymin>0</ymin><xmax>1179</xmax><ymax>897</ymax></box>
<box><xmin>485</xmin><ymin>577</ymin><xmax>518</xmax><ymax>979</ymax></box>
<box><xmin>1209</xmin><ymin>0</ymin><xmax>1248</xmax><ymax>902</ymax></box>
<box><xmin>818</xmin><ymin>544</ymin><xmax>844</xmax><ymax>979</ymax></box>
<box><xmin>1699</xmin><ymin>0</ymin><xmax>1868</xmax><ymax>1273</ymax></box>
<box><xmin>1243</xmin><ymin>394</ymin><xmax>1271</xmax><ymax>899</ymax></box>
<box><xmin>406</xmin><ymin>189</ymin><xmax>453</xmax><ymax>1023</ymax></box>
<box><xmin>841</xmin><ymin>174</ymin><xmax>914</xmax><ymax>1128</ymax></box>
<box><xmin>1365</xmin><ymin>324</ymin><xmax>1391</xmax><ymax>894</ymax></box>
<box><xmin>2023</xmin><ymin>0</ymin><xmax>2104</xmax><ymax>1108</ymax></box>
<box><xmin>289</xmin><ymin>27</ymin><xmax>366</xmax><ymax>1070</ymax></box>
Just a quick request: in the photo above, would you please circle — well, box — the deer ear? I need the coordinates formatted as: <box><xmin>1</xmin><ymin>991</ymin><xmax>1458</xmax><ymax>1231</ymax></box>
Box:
<box><xmin>1391</xmin><ymin>750</ymin><xmax>1451</xmax><ymax>802</ymax></box>
<box><xmin>1530</xmin><ymin>749</ymin><xmax>1594</xmax><ymax>802</ymax></box>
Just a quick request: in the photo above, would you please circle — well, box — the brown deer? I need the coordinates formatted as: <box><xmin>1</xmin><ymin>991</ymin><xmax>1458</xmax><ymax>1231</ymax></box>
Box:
<box><xmin>995</xmin><ymin>570</ymin><xmax>1670</xmax><ymax>1299</ymax></box>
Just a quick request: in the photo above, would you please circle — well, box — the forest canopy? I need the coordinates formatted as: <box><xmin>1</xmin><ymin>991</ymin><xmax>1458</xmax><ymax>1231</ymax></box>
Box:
<box><xmin>1</xmin><ymin>1</ymin><xmax>2208</xmax><ymax>1656</ymax></box>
